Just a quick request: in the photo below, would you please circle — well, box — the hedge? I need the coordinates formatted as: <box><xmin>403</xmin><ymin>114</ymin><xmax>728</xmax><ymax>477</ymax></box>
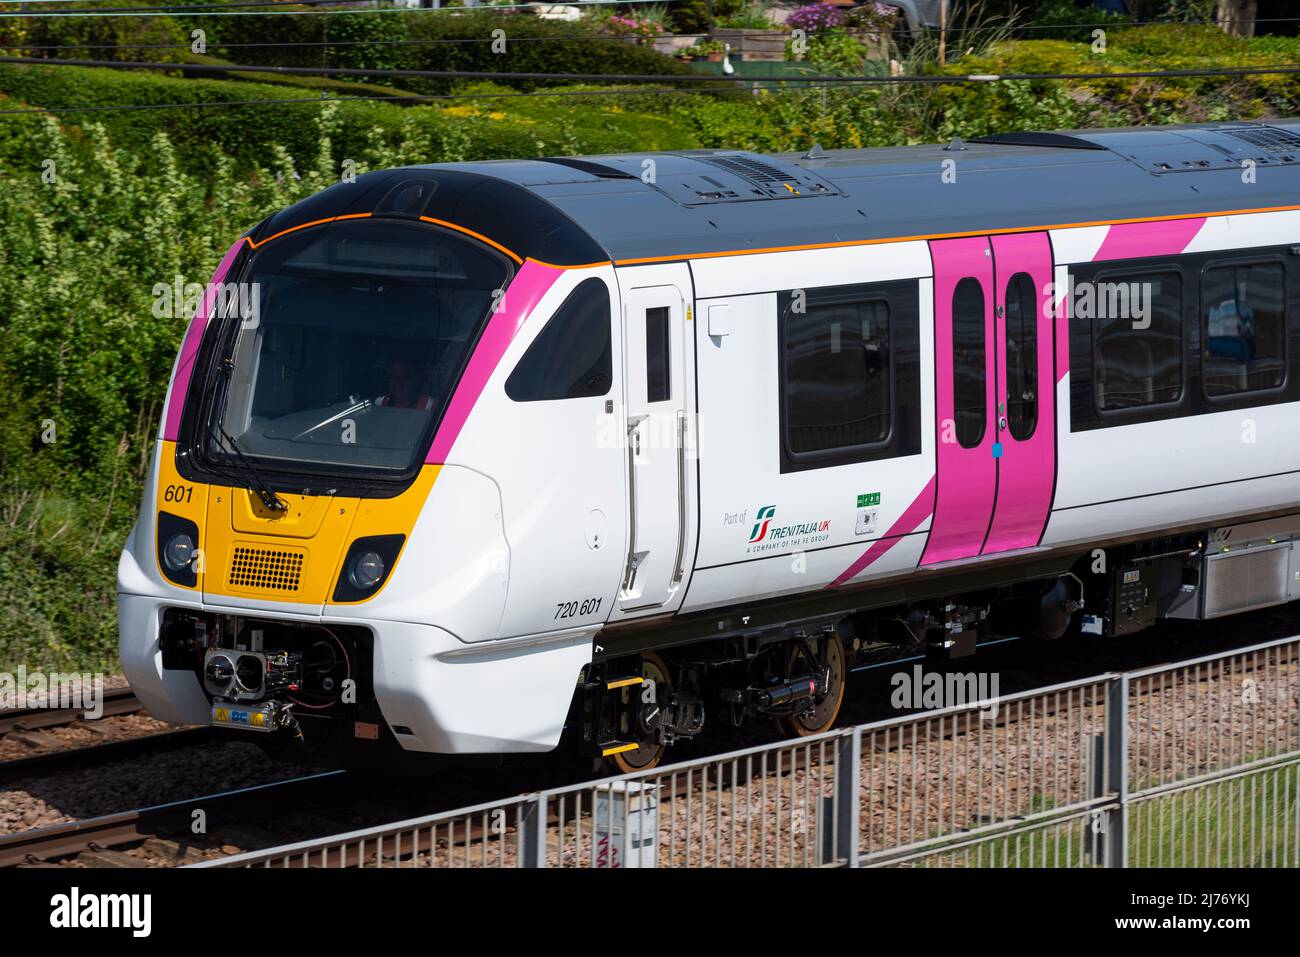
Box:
<box><xmin>0</xmin><ymin>63</ymin><xmax>702</xmax><ymax>175</ymax></box>
<box><xmin>185</xmin><ymin>9</ymin><xmax>693</xmax><ymax>92</ymax></box>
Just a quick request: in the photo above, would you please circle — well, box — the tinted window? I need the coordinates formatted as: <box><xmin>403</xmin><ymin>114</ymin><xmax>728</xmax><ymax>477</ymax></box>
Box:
<box><xmin>646</xmin><ymin>306</ymin><xmax>671</xmax><ymax>402</ymax></box>
<box><xmin>506</xmin><ymin>278</ymin><xmax>612</xmax><ymax>401</ymax></box>
<box><xmin>784</xmin><ymin>298</ymin><xmax>891</xmax><ymax>455</ymax></box>
<box><xmin>1004</xmin><ymin>272</ymin><xmax>1039</xmax><ymax>441</ymax></box>
<box><xmin>952</xmin><ymin>278</ymin><xmax>986</xmax><ymax>449</ymax></box>
<box><xmin>1202</xmin><ymin>261</ymin><xmax>1286</xmax><ymax>397</ymax></box>
<box><xmin>1095</xmin><ymin>271</ymin><xmax>1183</xmax><ymax>411</ymax></box>
<box><xmin>208</xmin><ymin>219</ymin><xmax>512</xmax><ymax>474</ymax></box>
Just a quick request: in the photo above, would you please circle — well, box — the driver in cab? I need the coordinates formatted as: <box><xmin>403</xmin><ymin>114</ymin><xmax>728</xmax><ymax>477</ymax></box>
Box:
<box><xmin>375</xmin><ymin>357</ymin><xmax>435</xmax><ymax>412</ymax></box>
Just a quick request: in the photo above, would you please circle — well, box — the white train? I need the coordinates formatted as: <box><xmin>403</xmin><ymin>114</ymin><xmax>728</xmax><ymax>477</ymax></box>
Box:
<box><xmin>119</xmin><ymin>120</ymin><xmax>1300</xmax><ymax>770</ymax></box>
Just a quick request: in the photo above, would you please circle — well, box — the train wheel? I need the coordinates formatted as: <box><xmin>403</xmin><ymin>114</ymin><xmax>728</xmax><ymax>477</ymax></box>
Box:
<box><xmin>606</xmin><ymin>652</ymin><xmax>670</xmax><ymax>774</ymax></box>
<box><xmin>776</xmin><ymin>632</ymin><xmax>846</xmax><ymax>737</ymax></box>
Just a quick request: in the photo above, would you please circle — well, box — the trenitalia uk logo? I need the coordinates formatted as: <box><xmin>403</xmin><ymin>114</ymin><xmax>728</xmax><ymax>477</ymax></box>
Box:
<box><xmin>745</xmin><ymin>505</ymin><xmax>832</xmax><ymax>553</ymax></box>
<box><xmin>749</xmin><ymin>505</ymin><xmax>777</xmax><ymax>543</ymax></box>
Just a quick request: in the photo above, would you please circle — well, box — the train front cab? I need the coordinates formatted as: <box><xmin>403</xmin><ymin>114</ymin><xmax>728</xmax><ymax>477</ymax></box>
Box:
<box><xmin>118</xmin><ymin>210</ymin><xmax>653</xmax><ymax>764</ymax></box>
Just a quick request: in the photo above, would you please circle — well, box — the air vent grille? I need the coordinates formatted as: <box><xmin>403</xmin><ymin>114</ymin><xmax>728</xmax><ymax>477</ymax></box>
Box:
<box><xmin>1221</xmin><ymin>126</ymin><xmax>1300</xmax><ymax>153</ymax></box>
<box><xmin>229</xmin><ymin>545</ymin><xmax>305</xmax><ymax>593</ymax></box>
<box><xmin>699</xmin><ymin>154</ymin><xmax>801</xmax><ymax>188</ymax></box>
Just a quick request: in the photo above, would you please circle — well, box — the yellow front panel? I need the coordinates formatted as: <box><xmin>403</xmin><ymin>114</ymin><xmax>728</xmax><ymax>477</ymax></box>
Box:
<box><xmin>154</xmin><ymin>438</ymin><xmax>440</xmax><ymax>604</ymax></box>
<box><xmin>203</xmin><ymin>487</ymin><xmax>360</xmax><ymax>604</ymax></box>
<box><xmin>326</xmin><ymin>465</ymin><xmax>439</xmax><ymax>605</ymax></box>
<box><xmin>155</xmin><ymin>441</ymin><xmax>211</xmax><ymax>592</ymax></box>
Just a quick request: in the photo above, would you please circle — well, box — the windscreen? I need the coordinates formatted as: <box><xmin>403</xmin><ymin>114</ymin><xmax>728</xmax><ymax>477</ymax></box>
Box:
<box><xmin>205</xmin><ymin>219</ymin><xmax>513</xmax><ymax>474</ymax></box>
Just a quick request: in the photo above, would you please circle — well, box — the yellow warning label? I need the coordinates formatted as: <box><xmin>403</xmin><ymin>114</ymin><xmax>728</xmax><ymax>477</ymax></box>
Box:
<box><xmin>214</xmin><ymin>707</ymin><xmax>230</xmax><ymax>723</ymax></box>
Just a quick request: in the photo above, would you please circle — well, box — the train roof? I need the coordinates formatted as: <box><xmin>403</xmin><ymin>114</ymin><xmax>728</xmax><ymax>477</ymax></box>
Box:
<box><xmin>249</xmin><ymin>119</ymin><xmax>1300</xmax><ymax>267</ymax></box>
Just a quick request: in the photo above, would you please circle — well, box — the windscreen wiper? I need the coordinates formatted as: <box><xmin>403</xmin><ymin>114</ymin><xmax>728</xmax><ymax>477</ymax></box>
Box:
<box><xmin>291</xmin><ymin>396</ymin><xmax>373</xmax><ymax>441</ymax></box>
<box><xmin>205</xmin><ymin>358</ymin><xmax>288</xmax><ymax>514</ymax></box>
<box><xmin>217</xmin><ymin>425</ymin><xmax>289</xmax><ymax>514</ymax></box>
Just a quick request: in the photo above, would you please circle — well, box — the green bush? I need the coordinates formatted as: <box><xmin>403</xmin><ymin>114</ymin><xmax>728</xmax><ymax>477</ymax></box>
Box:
<box><xmin>805</xmin><ymin>30</ymin><xmax>869</xmax><ymax>76</ymax></box>
<box><xmin>0</xmin><ymin>64</ymin><xmax>701</xmax><ymax>174</ymax></box>
<box><xmin>666</xmin><ymin>0</ymin><xmax>744</xmax><ymax>34</ymax></box>
<box><xmin>1026</xmin><ymin>0</ymin><xmax>1132</xmax><ymax>41</ymax></box>
<box><xmin>189</xmin><ymin>9</ymin><xmax>692</xmax><ymax>92</ymax></box>
<box><xmin>0</xmin><ymin>0</ymin><xmax>190</xmax><ymax>63</ymax></box>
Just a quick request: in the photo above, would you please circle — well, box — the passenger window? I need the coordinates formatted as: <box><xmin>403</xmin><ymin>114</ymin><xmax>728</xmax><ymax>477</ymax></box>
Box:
<box><xmin>645</xmin><ymin>306</ymin><xmax>671</xmax><ymax>402</ymax></box>
<box><xmin>1202</xmin><ymin>261</ymin><xmax>1286</xmax><ymax>398</ymax></box>
<box><xmin>1094</xmin><ymin>271</ymin><xmax>1183</xmax><ymax>411</ymax></box>
<box><xmin>505</xmin><ymin>278</ymin><xmax>612</xmax><ymax>401</ymax></box>
<box><xmin>1004</xmin><ymin>272</ymin><xmax>1039</xmax><ymax>441</ymax></box>
<box><xmin>784</xmin><ymin>297</ymin><xmax>891</xmax><ymax>455</ymax></box>
<box><xmin>952</xmin><ymin>278</ymin><xmax>986</xmax><ymax>449</ymax></box>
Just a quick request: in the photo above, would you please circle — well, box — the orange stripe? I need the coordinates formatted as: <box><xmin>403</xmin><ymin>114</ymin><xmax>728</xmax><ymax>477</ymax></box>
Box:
<box><xmin>417</xmin><ymin>216</ymin><xmax>524</xmax><ymax>264</ymax></box>
<box><xmin>525</xmin><ymin>256</ymin><xmax>611</xmax><ymax>271</ymax></box>
<box><xmin>611</xmin><ymin>203</ymin><xmax>1300</xmax><ymax>266</ymax></box>
<box><xmin>244</xmin><ymin>212</ymin><xmax>372</xmax><ymax>250</ymax></box>
<box><xmin>238</xmin><ymin>211</ymin><xmax>615</xmax><ymax>270</ymax></box>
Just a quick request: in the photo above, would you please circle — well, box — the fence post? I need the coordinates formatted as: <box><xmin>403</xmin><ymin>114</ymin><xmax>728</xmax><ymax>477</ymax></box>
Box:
<box><xmin>842</xmin><ymin>727</ymin><xmax>861</xmax><ymax>867</ymax></box>
<box><xmin>820</xmin><ymin>728</ymin><xmax>860</xmax><ymax>867</ymax></box>
<box><xmin>1085</xmin><ymin>731</ymin><xmax>1105</xmax><ymax>865</ymax></box>
<box><xmin>1105</xmin><ymin>675</ymin><xmax>1129</xmax><ymax>868</ymax></box>
<box><xmin>520</xmin><ymin>793</ymin><xmax>546</xmax><ymax>868</ymax></box>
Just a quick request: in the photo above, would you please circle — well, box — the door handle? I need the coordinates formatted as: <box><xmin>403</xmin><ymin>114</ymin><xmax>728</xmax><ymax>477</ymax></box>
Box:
<box><xmin>622</xmin><ymin>415</ymin><xmax>648</xmax><ymax>595</ymax></box>
<box><xmin>672</xmin><ymin>411</ymin><xmax>688</xmax><ymax>584</ymax></box>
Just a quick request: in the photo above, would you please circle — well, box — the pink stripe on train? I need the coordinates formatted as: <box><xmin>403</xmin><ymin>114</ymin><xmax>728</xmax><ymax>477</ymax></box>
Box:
<box><xmin>828</xmin><ymin>476</ymin><xmax>936</xmax><ymax>588</ymax></box>
<box><xmin>161</xmin><ymin>239</ymin><xmax>246</xmax><ymax>442</ymax></box>
<box><xmin>1054</xmin><ymin>217</ymin><xmax>1208</xmax><ymax>386</ymax></box>
<box><xmin>1091</xmin><ymin>217</ymin><xmax>1206</xmax><ymax>262</ymax></box>
<box><xmin>426</xmin><ymin>259</ymin><xmax>562</xmax><ymax>464</ymax></box>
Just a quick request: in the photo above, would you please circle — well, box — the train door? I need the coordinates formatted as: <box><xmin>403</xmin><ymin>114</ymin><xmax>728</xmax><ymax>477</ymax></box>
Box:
<box><xmin>616</xmin><ymin>265</ymin><xmax>696</xmax><ymax>614</ymax></box>
<box><xmin>984</xmin><ymin>232</ymin><xmax>1056</xmax><ymax>553</ymax></box>
<box><xmin>923</xmin><ymin>232</ymin><xmax>1056</xmax><ymax>565</ymax></box>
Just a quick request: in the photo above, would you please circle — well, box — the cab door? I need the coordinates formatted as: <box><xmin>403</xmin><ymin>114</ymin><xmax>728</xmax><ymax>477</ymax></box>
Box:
<box><xmin>616</xmin><ymin>265</ymin><xmax>696</xmax><ymax>615</ymax></box>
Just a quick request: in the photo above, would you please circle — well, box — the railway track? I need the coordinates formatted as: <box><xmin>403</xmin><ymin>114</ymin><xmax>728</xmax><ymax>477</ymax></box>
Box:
<box><xmin>0</xmin><ymin>727</ymin><xmax>216</xmax><ymax>785</ymax></box>
<box><xmin>0</xmin><ymin>686</ymin><xmax>216</xmax><ymax>786</ymax></box>
<box><xmin>0</xmin><ymin>771</ymin><xmax>347</xmax><ymax>868</ymax></box>
<box><xmin>0</xmin><ymin>686</ymin><xmax>141</xmax><ymax>736</ymax></box>
<box><xmin>3</xmin><ymin>605</ymin><xmax>1297</xmax><ymax>868</ymax></box>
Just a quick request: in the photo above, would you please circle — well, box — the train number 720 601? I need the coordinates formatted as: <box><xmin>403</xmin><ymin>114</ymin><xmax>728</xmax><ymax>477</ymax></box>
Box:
<box><xmin>555</xmin><ymin>597</ymin><xmax>602</xmax><ymax>620</ymax></box>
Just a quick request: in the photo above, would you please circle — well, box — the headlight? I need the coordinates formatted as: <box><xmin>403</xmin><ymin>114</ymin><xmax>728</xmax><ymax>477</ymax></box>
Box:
<box><xmin>332</xmin><ymin>534</ymin><xmax>405</xmax><ymax>603</ymax></box>
<box><xmin>347</xmin><ymin>551</ymin><xmax>385</xmax><ymax>590</ymax></box>
<box><xmin>162</xmin><ymin>532</ymin><xmax>196</xmax><ymax>571</ymax></box>
<box><xmin>156</xmin><ymin>511</ymin><xmax>200</xmax><ymax>587</ymax></box>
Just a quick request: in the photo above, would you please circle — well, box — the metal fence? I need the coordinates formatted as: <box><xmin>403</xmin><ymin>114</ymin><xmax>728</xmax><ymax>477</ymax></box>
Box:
<box><xmin>194</xmin><ymin>635</ymin><xmax>1300</xmax><ymax>869</ymax></box>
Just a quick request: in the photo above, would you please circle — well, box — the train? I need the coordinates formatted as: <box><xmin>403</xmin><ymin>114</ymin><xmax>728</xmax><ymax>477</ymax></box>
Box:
<box><xmin>119</xmin><ymin>119</ymin><xmax>1300</xmax><ymax>771</ymax></box>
